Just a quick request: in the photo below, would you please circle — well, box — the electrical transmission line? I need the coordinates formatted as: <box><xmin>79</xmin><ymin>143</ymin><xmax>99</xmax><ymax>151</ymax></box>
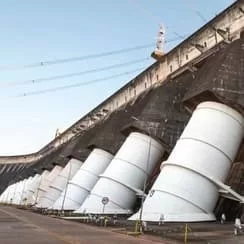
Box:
<box><xmin>0</xmin><ymin>37</ymin><xmax>181</xmax><ymax>71</ymax></box>
<box><xmin>3</xmin><ymin>57</ymin><xmax>150</xmax><ymax>88</ymax></box>
<box><xmin>15</xmin><ymin>67</ymin><xmax>144</xmax><ymax>98</ymax></box>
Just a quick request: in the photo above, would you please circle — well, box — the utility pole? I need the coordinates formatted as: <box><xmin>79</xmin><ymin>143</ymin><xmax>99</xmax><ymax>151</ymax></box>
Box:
<box><xmin>20</xmin><ymin>179</ymin><xmax>27</xmax><ymax>205</ymax></box>
<box><xmin>61</xmin><ymin>161</ymin><xmax>72</xmax><ymax>215</ymax></box>
<box><xmin>138</xmin><ymin>135</ymin><xmax>151</xmax><ymax>233</ymax></box>
<box><xmin>130</xmin><ymin>115</ymin><xmax>151</xmax><ymax>233</ymax></box>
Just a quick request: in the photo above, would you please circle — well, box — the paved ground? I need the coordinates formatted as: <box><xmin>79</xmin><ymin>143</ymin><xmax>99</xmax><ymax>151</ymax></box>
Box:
<box><xmin>0</xmin><ymin>206</ymin><xmax>243</xmax><ymax>244</ymax></box>
<box><xmin>0</xmin><ymin>206</ymin><xmax>166</xmax><ymax>244</ymax></box>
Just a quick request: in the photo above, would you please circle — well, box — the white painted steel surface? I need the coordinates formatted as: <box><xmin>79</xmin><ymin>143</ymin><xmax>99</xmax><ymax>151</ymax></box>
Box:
<box><xmin>19</xmin><ymin>176</ymin><xmax>33</xmax><ymax>205</ymax></box>
<box><xmin>25</xmin><ymin>173</ymin><xmax>42</xmax><ymax>205</ymax></box>
<box><xmin>38</xmin><ymin>159</ymin><xmax>82</xmax><ymax>208</ymax></box>
<box><xmin>12</xmin><ymin>180</ymin><xmax>26</xmax><ymax>205</ymax></box>
<box><xmin>0</xmin><ymin>177</ymin><xmax>33</xmax><ymax>204</ymax></box>
<box><xmin>77</xmin><ymin>132</ymin><xmax>164</xmax><ymax>214</ymax></box>
<box><xmin>11</xmin><ymin>181</ymin><xmax>20</xmax><ymax>204</ymax></box>
<box><xmin>9</xmin><ymin>182</ymin><xmax>20</xmax><ymax>204</ymax></box>
<box><xmin>0</xmin><ymin>185</ymin><xmax>10</xmax><ymax>203</ymax></box>
<box><xmin>52</xmin><ymin>149</ymin><xmax>113</xmax><ymax>210</ymax></box>
<box><xmin>130</xmin><ymin>102</ymin><xmax>244</xmax><ymax>222</ymax></box>
<box><xmin>5</xmin><ymin>184</ymin><xmax>16</xmax><ymax>204</ymax></box>
<box><xmin>36</xmin><ymin>166</ymin><xmax>62</xmax><ymax>206</ymax></box>
<box><xmin>26</xmin><ymin>171</ymin><xmax>48</xmax><ymax>205</ymax></box>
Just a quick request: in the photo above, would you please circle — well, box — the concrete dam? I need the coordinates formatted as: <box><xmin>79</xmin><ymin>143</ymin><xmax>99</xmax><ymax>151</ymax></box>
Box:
<box><xmin>0</xmin><ymin>0</ymin><xmax>244</xmax><ymax>223</ymax></box>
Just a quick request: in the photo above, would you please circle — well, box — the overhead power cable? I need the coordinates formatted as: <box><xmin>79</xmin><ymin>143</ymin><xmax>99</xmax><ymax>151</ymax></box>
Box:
<box><xmin>195</xmin><ymin>10</ymin><xmax>208</xmax><ymax>23</ymax></box>
<box><xmin>3</xmin><ymin>57</ymin><xmax>150</xmax><ymax>88</ymax></box>
<box><xmin>15</xmin><ymin>67</ymin><xmax>144</xmax><ymax>98</ymax></box>
<box><xmin>183</xmin><ymin>0</ymin><xmax>208</xmax><ymax>23</ymax></box>
<box><xmin>173</xmin><ymin>32</ymin><xmax>186</xmax><ymax>40</ymax></box>
<box><xmin>0</xmin><ymin>37</ymin><xmax>181</xmax><ymax>71</ymax></box>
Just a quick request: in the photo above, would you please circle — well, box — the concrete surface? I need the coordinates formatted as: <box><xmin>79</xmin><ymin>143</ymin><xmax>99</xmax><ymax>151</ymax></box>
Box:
<box><xmin>0</xmin><ymin>206</ymin><xmax>167</xmax><ymax>244</ymax></box>
<box><xmin>0</xmin><ymin>206</ymin><xmax>244</xmax><ymax>244</ymax></box>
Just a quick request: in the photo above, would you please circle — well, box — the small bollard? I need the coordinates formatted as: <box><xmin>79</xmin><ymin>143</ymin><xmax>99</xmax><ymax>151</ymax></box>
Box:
<box><xmin>184</xmin><ymin>224</ymin><xmax>191</xmax><ymax>243</ymax></box>
<box><xmin>134</xmin><ymin>220</ymin><xmax>140</xmax><ymax>233</ymax></box>
<box><xmin>104</xmin><ymin>217</ymin><xmax>108</xmax><ymax>227</ymax></box>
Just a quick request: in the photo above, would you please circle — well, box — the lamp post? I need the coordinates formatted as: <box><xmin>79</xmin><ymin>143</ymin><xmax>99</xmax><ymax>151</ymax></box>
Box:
<box><xmin>5</xmin><ymin>185</ymin><xmax>10</xmax><ymax>205</ymax></box>
<box><xmin>139</xmin><ymin>136</ymin><xmax>151</xmax><ymax>232</ymax></box>
<box><xmin>5</xmin><ymin>180</ymin><xmax>14</xmax><ymax>204</ymax></box>
<box><xmin>34</xmin><ymin>173</ymin><xmax>43</xmax><ymax>206</ymax></box>
<box><xmin>12</xmin><ymin>179</ymin><xmax>20</xmax><ymax>205</ymax></box>
<box><xmin>20</xmin><ymin>178</ymin><xmax>27</xmax><ymax>206</ymax></box>
<box><xmin>61</xmin><ymin>160</ymin><xmax>73</xmax><ymax>215</ymax></box>
<box><xmin>34</xmin><ymin>168</ymin><xmax>47</xmax><ymax>206</ymax></box>
<box><xmin>130</xmin><ymin>115</ymin><xmax>151</xmax><ymax>232</ymax></box>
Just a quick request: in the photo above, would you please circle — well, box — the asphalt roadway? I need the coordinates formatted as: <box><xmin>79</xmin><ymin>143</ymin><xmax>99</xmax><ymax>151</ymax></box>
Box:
<box><xmin>0</xmin><ymin>206</ymin><xmax>166</xmax><ymax>244</ymax></box>
<box><xmin>0</xmin><ymin>206</ymin><xmax>243</xmax><ymax>244</ymax></box>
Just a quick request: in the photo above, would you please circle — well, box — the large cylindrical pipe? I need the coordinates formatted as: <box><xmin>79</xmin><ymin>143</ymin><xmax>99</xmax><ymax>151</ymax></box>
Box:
<box><xmin>10</xmin><ymin>182</ymin><xmax>19</xmax><ymax>204</ymax></box>
<box><xmin>77</xmin><ymin>132</ymin><xmax>165</xmax><ymax>214</ymax></box>
<box><xmin>5</xmin><ymin>184</ymin><xmax>16</xmax><ymax>204</ymax></box>
<box><xmin>12</xmin><ymin>180</ymin><xmax>26</xmax><ymax>205</ymax></box>
<box><xmin>25</xmin><ymin>171</ymin><xmax>48</xmax><ymax>205</ymax></box>
<box><xmin>25</xmin><ymin>173</ymin><xmax>41</xmax><ymax>205</ymax></box>
<box><xmin>130</xmin><ymin>102</ymin><xmax>244</xmax><ymax>222</ymax></box>
<box><xmin>52</xmin><ymin>149</ymin><xmax>113</xmax><ymax>210</ymax></box>
<box><xmin>0</xmin><ymin>184</ymin><xmax>10</xmax><ymax>203</ymax></box>
<box><xmin>19</xmin><ymin>176</ymin><xmax>34</xmax><ymax>205</ymax></box>
<box><xmin>11</xmin><ymin>181</ymin><xmax>20</xmax><ymax>204</ymax></box>
<box><xmin>0</xmin><ymin>185</ymin><xmax>10</xmax><ymax>203</ymax></box>
<box><xmin>38</xmin><ymin>159</ymin><xmax>83</xmax><ymax>208</ymax></box>
<box><xmin>35</xmin><ymin>166</ymin><xmax>63</xmax><ymax>206</ymax></box>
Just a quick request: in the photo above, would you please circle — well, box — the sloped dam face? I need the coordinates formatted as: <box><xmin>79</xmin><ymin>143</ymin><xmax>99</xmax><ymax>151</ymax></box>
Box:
<box><xmin>0</xmin><ymin>2</ymin><xmax>244</xmax><ymax>222</ymax></box>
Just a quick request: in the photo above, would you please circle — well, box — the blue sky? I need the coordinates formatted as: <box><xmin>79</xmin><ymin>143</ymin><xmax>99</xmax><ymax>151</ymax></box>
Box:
<box><xmin>0</xmin><ymin>0</ymin><xmax>234</xmax><ymax>155</ymax></box>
